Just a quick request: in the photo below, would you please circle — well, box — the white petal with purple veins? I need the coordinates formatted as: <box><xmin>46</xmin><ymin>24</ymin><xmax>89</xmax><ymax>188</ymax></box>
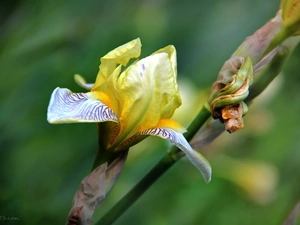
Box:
<box><xmin>47</xmin><ymin>87</ymin><xmax>119</xmax><ymax>124</ymax></box>
<box><xmin>139</xmin><ymin>128</ymin><xmax>212</xmax><ymax>183</ymax></box>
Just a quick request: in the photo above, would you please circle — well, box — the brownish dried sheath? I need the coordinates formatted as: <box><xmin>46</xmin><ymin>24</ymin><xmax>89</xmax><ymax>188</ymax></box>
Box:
<box><xmin>66</xmin><ymin>151</ymin><xmax>128</xmax><ymax>225</ymax></box>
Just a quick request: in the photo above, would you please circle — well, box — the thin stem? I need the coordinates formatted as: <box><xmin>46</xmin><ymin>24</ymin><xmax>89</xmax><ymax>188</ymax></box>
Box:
<box><xmin>92</xmin><ymin>148</ymin><xmax>104</xmax><ymax>170</ymax></box>
<box><xmin>186</xmin><ymin>104</ymin><xmax>211</xmax><ymax>139</ymax></box>
<box><xmin>92</xmin><ymin>150</ymin><xmax>114</xmax><ymax>170</ymax></box>
<box><xmin>96</xmin><ymin>154</ymin><xmax>176</xmax><ymax>225</ymax></box>
<box><xmin>94</xmin><ymin>105</ymin><xmax>211</xmax><ymax>225</ymax></box>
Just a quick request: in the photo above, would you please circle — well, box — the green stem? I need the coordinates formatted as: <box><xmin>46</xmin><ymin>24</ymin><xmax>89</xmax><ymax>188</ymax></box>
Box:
<box><xmin>186</xmin><ymin>104</ymin><xmax>211</xmax><ymax>139</ymax></box>
<box><xmin>92</xmin><ymin>148</ymin><xmax>104</xmax><ymax>170</ymax></box>
<box><xmin>94</xmin><ymin>105</ymin><xmax>211</xmax><ymax>225</ymax></box>
<box><xmin>92</xmin><ymin>149</ymin><xmax>114</xmax><ymax>170</ymax></box>
<box><xmin>95</xmin><ymin>153</ymin><xmax>176</xmax><ymax>225</ymax></box>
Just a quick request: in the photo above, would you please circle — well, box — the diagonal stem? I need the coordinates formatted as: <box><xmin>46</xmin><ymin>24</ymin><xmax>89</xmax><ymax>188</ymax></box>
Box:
<box><xmin>95</xmin><ymin>153</ymin><xmax>176</xmax><ymax>225</ymax></box>
<box><xmin>94</xmin><ymin>105</ymin><xmax>211</xmax><ymax>225</ymax></box>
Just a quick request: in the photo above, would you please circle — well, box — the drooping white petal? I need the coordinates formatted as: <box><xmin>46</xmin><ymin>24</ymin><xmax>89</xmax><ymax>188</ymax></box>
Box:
<box><xmin>47</xmin><ymin>87</ymin><xmax>119</xmax><ymax>124</ymax></box>
<box><xmin>139</xmin><ymin>128</ymin><xmax>212</xmax><ymax>183</ymax></box>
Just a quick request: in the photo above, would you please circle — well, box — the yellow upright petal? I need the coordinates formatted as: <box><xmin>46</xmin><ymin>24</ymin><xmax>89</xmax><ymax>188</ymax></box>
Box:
<box><xmin>160</xmin><ymin>90</ymin><xmax>182</xmax><ymax>119</ymax></box>
<box><xmin>153</xmin><ymin>45</ymin><xmax>182</xmax><ymax>119</ymax></box>
<box><xmin>153</xmin><ymin>45</ymin><xmax>177</xmax><ymax>78</ymax></box>
<box><xmin>98</xmin><ymin>65</ymin><xmax>123</xmax><ymax>116</ymax></box>
<box><xmin>92</xmin><ymin>38</ymin><xmax>142</xmax><ymax>90</ymax></box>
<box><xmin>115</xmin><ymin>51</ymin><xmax>180</xmax><ymax>143</ymax></box>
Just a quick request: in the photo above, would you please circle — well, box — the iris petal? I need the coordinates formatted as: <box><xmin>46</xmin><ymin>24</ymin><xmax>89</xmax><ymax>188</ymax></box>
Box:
<box><xmin>153</xmin><ymin>46</ymin><xmax>182</xmax><ymax>119</ymax></box>
<box><xmin>153</xmin><ymin>45</ymin><xmax>177</xmax><ymax>78</ymax></box>
<box><xmin>116</xmin><ymin>51</ymin><xmax>179</xmax><ymax>140</ymax></box>
<box><xmin>99</xmin><ymin>65</ymin><xmax>123</xmax><ymax>116</ymax></box>
<box><xmin>93</xmin><ymin>38</ymin><xmax>142</xmax><ymax>90</ymax></box>
<box><xmin>139</xmin><ymin>127</ymin><xmax>212</xmax><ymax>183</ymax></box>
<box><xmin>47</xmin><ymin>87</ymin><xmax>119</xmax><ymax>124</ymax></box>
<box><xmin>155</xmin><ymin>119</ymin><xmax>187</xmax><ymax>133</ymax></box>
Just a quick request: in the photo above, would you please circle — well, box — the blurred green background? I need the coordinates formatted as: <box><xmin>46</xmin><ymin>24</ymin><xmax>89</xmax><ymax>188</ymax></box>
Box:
<box><xmin>1</xmin><ymin>0</ymin><xmax>300</xmax><ymax>224</ymax></box>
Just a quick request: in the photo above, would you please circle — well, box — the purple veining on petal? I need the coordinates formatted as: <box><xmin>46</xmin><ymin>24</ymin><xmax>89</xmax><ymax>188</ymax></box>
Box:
<box><xmin>142</xmin><ymin>63</ymin><xmax>145</xmax><ymax>70</ymax></box>
<box><xmin>139</xmin><ymin>72</ymin><xmax>143</xmax><ymax>76</ymax></box>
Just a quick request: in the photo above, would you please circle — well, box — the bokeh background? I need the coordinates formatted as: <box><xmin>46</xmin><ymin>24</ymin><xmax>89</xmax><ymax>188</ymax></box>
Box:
<box><xmin>1</xmin><ymin>0</ymin><xmax>300</xmax><ymax>224</ymax></box>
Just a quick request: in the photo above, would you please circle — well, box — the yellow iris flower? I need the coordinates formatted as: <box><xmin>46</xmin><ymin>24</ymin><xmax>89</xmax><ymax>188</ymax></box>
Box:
<box><xmin>47</xmin><ymin>38</ymin><xmax>211</xmax><ymax>182</ymax></box>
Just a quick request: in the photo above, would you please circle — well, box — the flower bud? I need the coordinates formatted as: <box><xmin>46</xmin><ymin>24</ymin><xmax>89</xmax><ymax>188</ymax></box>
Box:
<box><xmin>206</xmin><ymin>7</ymin><xmax>299</xmax><ymax>133</ymax></box>
<box><xmin>208</xmin><ymin>57</ymin><xmax>253</xmax><ymax>133</ymax></box>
